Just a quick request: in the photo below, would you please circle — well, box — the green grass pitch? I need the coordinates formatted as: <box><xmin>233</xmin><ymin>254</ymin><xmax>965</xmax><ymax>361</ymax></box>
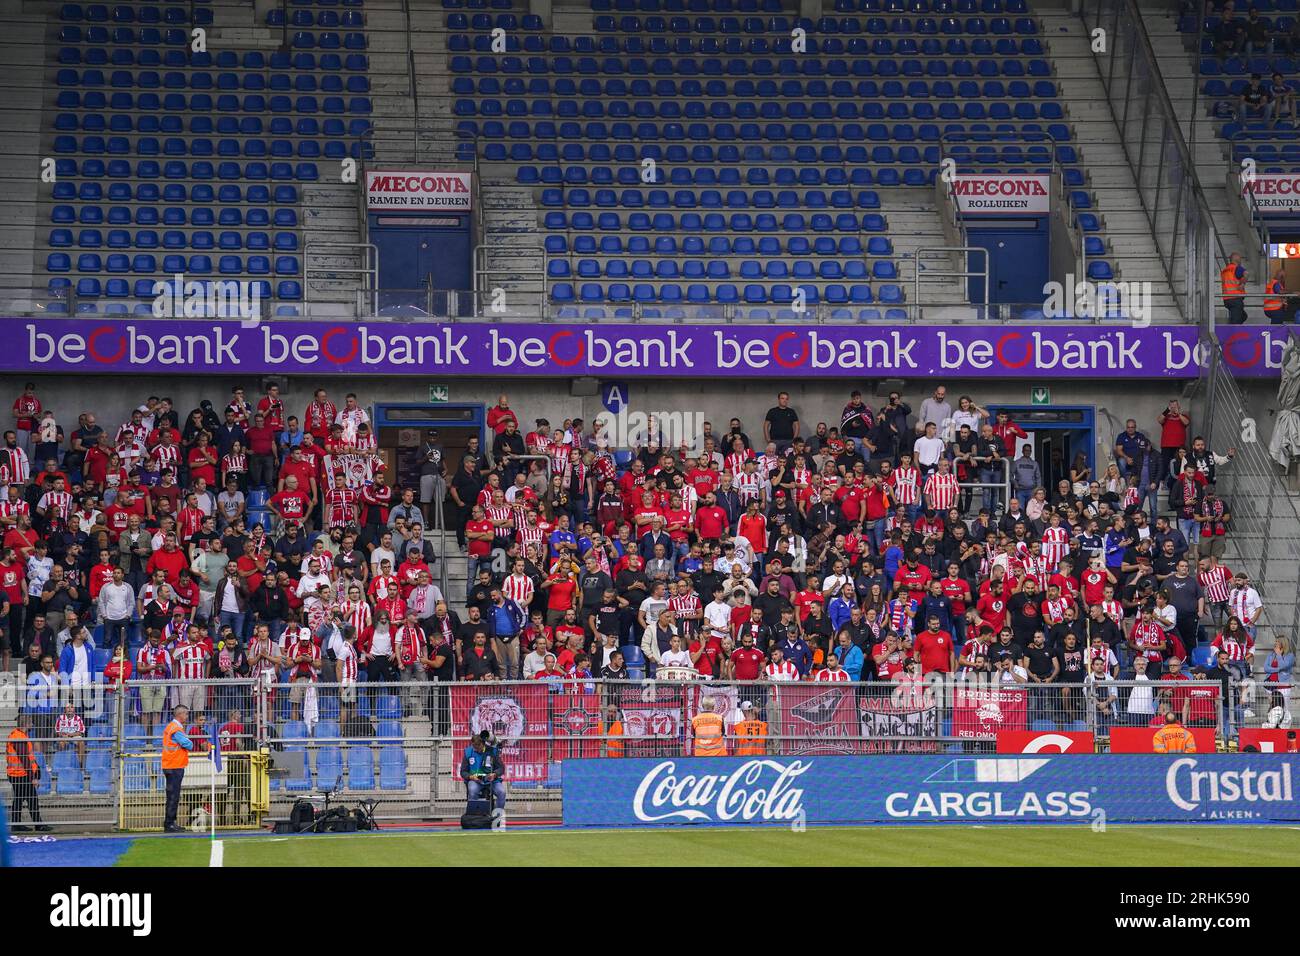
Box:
<box><xmin>116</xmin><ymin>825</ymin><xmax>1300</xmax><ymax>867</ymax></box>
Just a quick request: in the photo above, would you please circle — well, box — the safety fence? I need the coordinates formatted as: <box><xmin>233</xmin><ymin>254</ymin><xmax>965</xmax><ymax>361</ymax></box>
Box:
<box><xmin>6</xmin><ymin>674</ymin><xmax>1287</xmax><ymax>829</ymax></box>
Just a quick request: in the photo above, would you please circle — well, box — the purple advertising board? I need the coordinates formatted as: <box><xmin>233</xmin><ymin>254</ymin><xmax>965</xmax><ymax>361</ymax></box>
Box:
<box><xmin>10</xmin><ymin>319</ymin><xmax>1292</xmax><ymax>378</ymax></box>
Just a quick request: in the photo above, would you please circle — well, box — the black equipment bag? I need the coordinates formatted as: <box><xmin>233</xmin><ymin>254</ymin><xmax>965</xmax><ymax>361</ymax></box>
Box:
<box><xmin>460</xmin><ymin>795</ymin><xmax>493</xmax><ymax>830</ymax></box>
<box><xmin>290</xmin><ymin>798</ymin><xmax>316</xmax><ymax>832</ymax></box>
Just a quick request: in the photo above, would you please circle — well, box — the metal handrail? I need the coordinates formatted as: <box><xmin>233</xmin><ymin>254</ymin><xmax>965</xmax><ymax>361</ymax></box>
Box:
<box><xmin>912</xmin><ymin>245</ymin><xmax>988</xmax><ymax>317</ymax></box>
<box><xmin>1080</xmin><ymin>0</ymin><xmax>1226</xmax><ymax>329</ymax></box>
<box><xmin>303</xmin><ymin>240</ymin><xmax>379</xmax><ymax>313</ymax></box>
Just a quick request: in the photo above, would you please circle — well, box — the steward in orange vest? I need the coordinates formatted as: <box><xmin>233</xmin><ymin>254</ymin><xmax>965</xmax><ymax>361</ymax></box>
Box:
<box><xmin>7</xmin><ymin>715</ymin><xmax>47</xmax><ymax>831</ymax></box>
<box><xmin>1264</xmin><ymin>269</ymin><xmax>1295</xmax><ymax>325</ymax></box>
<box><xmin>733</xmin><ymin>704</ymin><xmax>769</xmax><ymax>756</ymax></box>
<box><xmin>690</xmin><ymin>699</ymin><xmax>727</xmax><ymax>757</ymax></box>
<box><xmin>1221</xmin><ymin>254</ymin><xmax>1247</xmax><ymax>325</ymax></box>
<box><xmin>161</xmin><ymin>704</ymin><xmax>194</xmax><ymax>832</ymax></box>
<box><xmin>1152</xmin><ymin>714</ymin><xmax>1197</xmax><ymax>754</ymax></box>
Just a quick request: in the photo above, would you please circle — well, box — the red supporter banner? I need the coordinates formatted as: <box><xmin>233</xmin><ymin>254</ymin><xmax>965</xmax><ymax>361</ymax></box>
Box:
<box><xmin>609</xmin><ymin>683</ymin><xmax>687</xmax><ymax>758</ymax></box>
<box><xmin>858</xmin><ymin>690</ymin><xmax>941</xmax><ymax>753</ymax></box>
<box><xmin>450</xmin><ymin>684</ymin><xmax>551</xmax><ymax>782</ymax></box>
<box><xmin>779</xmin><ymin>684</ymin><xmax>858</xmax><ymax>755</ymax></box>
<box><xmin>549</xmin><ymin>692</ymin><xmax>602</xmax><ymax>761</ymax></box>
<box><xmin>952</xmin><ymin>686</ymin><xmax>1028</xmax><ymax>739</ymax></box>
<box><xmin>1108</xmin><ymin>726</ymin><xmax>1217</xmax><ymax>754</ymax></box>
<box><xmin>1238</xmin><ymin>729</ymin><xmax>1299</xmax><ymax>754</ymax></box>
<box><xmin>996</xmin><ymin>730</ymin><xmax>1095</xmax><ymax>754</ymax></box>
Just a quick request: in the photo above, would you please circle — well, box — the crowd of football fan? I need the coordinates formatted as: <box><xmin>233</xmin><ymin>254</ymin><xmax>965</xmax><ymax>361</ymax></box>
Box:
<box><xmin>0</xmin><ymin>378</ymin><xmax>1294</xmax><ymax>739</ymax></box>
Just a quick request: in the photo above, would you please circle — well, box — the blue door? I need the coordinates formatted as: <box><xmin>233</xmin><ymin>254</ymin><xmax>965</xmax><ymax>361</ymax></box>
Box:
<box><xmin>965</xmin><ymin>222</ymin><xmax>1049</xmax><ymax>308</ymax></box>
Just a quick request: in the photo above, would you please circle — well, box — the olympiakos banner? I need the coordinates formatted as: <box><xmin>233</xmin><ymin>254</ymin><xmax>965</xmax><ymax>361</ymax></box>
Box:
<box><xmin>1109</xmin><ymin>726</ymin><xmax>1217</xmax><ymax>754</ymax></box>
<box><xmin>365</xmin><ymin>169</ymin><xmax>472</xmax><ymax>210</ymax></box>
<box><xmin>858</xmin><ymin>692</ymin><xmax>941</xmax><ymax>753</ymax></box>
<box><xmin>450</xmin><ymin>684</ymin><xmax>551</xmax><ymax>782</ymax></box>
<box><xmin>779</xmin><ymin>684</ymin><xmax>858</xmax><ymax>755</ymax></box>
<box><xmin>1238</xmin><ymin>728</ymin><xmax>1298</xmax><ymax>753</ymax></box>
<box><xmin>996</xmin><ymin>730</ymin><xmax>1095</xmax><ymax>754</ymax></box>
<box><xmin>952</xmin><ymin>686</ymin><xmax>1028</xmax><ymax>739</ymax></box>
<box><xmin>953</xmin><ymin>173</ymin><xmax>1051</xmax><ymax>215</ymax></box>
<box><xmin>322</xmin><ymin>452</ymin><xmax>376</xmax><ymax>490</ymax></box>
<box><xmin>549</xmin><ymin>692</ymin><xmax>603</xmax><ymax>761</ymax></box>
<box><xmin>608</xmin><ymin>683</ymin><xmax>687</xmax><ymax>758</ymax></box>
<box><xmin>13</xmin><ymin>321</ymin><xmax>1294</xmax><ymax>378</ymax></box>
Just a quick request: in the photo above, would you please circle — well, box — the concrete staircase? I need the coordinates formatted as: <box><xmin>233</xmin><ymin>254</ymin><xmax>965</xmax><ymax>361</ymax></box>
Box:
<box><xmin>1137</xmin><ymin>6</ymin><xmax>1254</xmax><ymax>270</ymax></box>
<box><xmin>0</xmin><ymin>5</ymin><xmax>48</xmax><ymax>303</ymax></box>
<box><xmin>1039</xmin><ymin>12</ymin><xmax>1183</xmax><ymax>323</ymax></box>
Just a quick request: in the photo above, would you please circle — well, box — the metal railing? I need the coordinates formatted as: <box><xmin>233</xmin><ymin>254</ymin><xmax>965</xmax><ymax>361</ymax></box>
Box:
<box><xmin>303</xmin><ymin>240</ymin><xmax>380</xmax><ymax>314</ymax></box>
<box><xmin>1080</xmin><ymin>0</ymin><xmax>1222</xmax><ymax>330</ymax></box>
<box><xmin>1200</xmin><ymin>337</ymin><xmax>1300</xmax><ymax>644</ymax></box>
<box><xmin>8</xmin><ymin>668</ymin><xmax>1272</xmax><ymax>829</ymax></box>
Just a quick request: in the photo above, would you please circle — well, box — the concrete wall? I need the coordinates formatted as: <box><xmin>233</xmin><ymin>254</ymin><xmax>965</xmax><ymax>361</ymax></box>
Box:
<box><xmin>2</xmin><ymin>372</ymin><xmax>1273</xmax><ymax>463</ymax></box>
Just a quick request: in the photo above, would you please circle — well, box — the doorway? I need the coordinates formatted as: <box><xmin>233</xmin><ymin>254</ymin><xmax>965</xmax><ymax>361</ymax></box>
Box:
<box><xmin>372</xmin><ymin>403</ymin><xmax>486</xmax><ymax>491</ymax></box>
<box><xmin>988</xmin><ymin>406</ymin><xmax>1096</xmax><ymax>494</ymax></box>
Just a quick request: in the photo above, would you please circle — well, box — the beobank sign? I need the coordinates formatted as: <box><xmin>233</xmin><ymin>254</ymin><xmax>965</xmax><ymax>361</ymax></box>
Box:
<box><xmin>15</xmin><ymin>320</ymin><xmax>1291</xmax><ymax>378</ymax></box>
<box><xmin>365</xmin><ymin>169</ymin><xmax>472</xmax><ymax>210</ymax></box>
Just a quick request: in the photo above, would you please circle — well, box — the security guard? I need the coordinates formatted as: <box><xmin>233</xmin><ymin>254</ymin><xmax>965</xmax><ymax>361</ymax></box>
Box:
<box><xmin>1264</xmin><ymin>267</ymin><xmax>1295</xmax><ymax>325</ymax></box>
<box><xmin>161</xmin><ymin>704</ymin><xmax>194</xmax><ymax>832</ymax></box>
<box><xmin>7</xmin><ymin>715</ymin><xmax>49</xmax><ymax>832</ymax></box>
<box><xmin>602</xmin><ymin>705</ymin><xmax>625</xmax><ymax>758</ymax></box>
<box><xmin>733</xmin><ymin>701</ymin><xmax>770</xmax><ymax>756</ymax></box>
<box><xmin>1221</xmin><ymin>252</ymin><xmax>1247</xmax><ymax>325</ymax></box>
<box><xmin>1152</xmin><ymin>712</ymin><xmax>1197</xmax><ymax>754</ymax></box>
<box><xmin>690</xmin><ymin>697</ymin><xmax>727</xmax><ymax>757</ymax></box>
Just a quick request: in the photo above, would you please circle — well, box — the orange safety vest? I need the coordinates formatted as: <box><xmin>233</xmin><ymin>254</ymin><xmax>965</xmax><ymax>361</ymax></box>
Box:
<box><xmin>734</xmin><ymin>719</ymin><xmax>769</xmax><ymax>756</ymax></box>
<box><xmin>691</xmin><ymin>713</ymin><xmax>727</xmax><ymax>756</ymax></box>
<box><xmin>161</xmin><ymin>719</ymin><xmax>189</xmax><ymax>770</ymax></box>
<box><xmin>6</xmin><ymin>728</ymin><xmax>30</xmax><ymax>778</ymax></box>
<box><xmin>1265</xmin><ymin>279</ymin><xmax>1285</xmax><ymax>311</ymax></box>
<box><xmin>1152</xmin><ymin>724</ymin><xmax>1196</xmax><ymax>754</ymax></box>
<box><xmin>604</xmin><ymin>720</ymin><xmax>624</xmax><ymax>758</ymax></box>
<box><xmin>1221</xmin><ymin>264</ymin><xmax>1245</xmax><ymax>299</ymax></box>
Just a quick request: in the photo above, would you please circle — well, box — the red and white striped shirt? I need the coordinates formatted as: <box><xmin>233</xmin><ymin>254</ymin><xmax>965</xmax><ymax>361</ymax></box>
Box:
<box><xmin>1198</xmin><ymin>566</ymin><xmax>1232</xmax><ymax>604</ymax></box>
<box><xmin>153</xmin><ymin>443</ymin><xmax>181</xmax><ymax>472</ymax></box>
<box><xmin>0</xmin><ymin>498</ymin><xmax>30</xmax><ymax>523</ymax></box>
<box><xmin>177</xmin><ymin>506</ymin><xmax>204</xmax><ymax>541</ymax></box>
<box><xmin>668</xmin><ymin>592</ymin><xmax>701</xmax><ymax>630</ymax></box>
<box><xmin>395</xmin><ymin>623</ymin><xmax>425</xmax><ymax>667</ymax></box>
<box><xmin>1023</xmin><ymin>555</ymin><xmax>1050</xmax><ymax>591</ymax></box>
<box><xmin>735</xmin><ymin>471</ymin><xmax>764</xmax><ymax>504</ymax></box>
<box><xmin>0</xmin><ymin>447</ymin><xmax>29</xmax><ymax>485</ymax></box>
<box><xmin>1211</xmin><ymin>631</ymin><xmax>1254</xmax><ymax>662</ymax></box>
<box><xmin>55</xmin><ymin>713</ymin><xmax>86</xmax><ymax>736</ymax></box>
<box><xmin>136</xmin><ymin>643</ymin><xmax>171</xmax><ymax>679</ymax></box>
<box><xmin>516</xmin><ymin>521</ymin><xmax>546</xmax><ymax>554</ymax></box>
<box><xmin>813</xmin><ymin>667</ymin><xmax>850</xmax><ymax>682</ymax></box>
<box><xmin>502</xmin><ymin>573</ymin><xmax>535</xmax><ymax>607</ymax></box>
<box><xmin>222</xmin><ymin>452</ymin><xmax>247</xmax><ymax>477</ymax></box>
<box><xmin>1041</xmin><ymin>526</ymin><xmax>1070</xmax><ymax>568</ymax></box>
<box><xmin>337</xmin><ymin>641</ymin><xmax>359</xmax><ymax>682</ymax></box>
<box><xmin>764</xmin><ymin>660</ymin><xmax>800</xmax><ymax>681</ymax></box>
<box><xmin>38</xmin><ymin>490</ymin><xmax>73</xmax><ymax>525</ymax></box>
<box><xmin>1129</xmin><ymin>620</ymin><xmax>1165</xmax><ymax>661</ymax></box>
<box><xmin>325</xmin><ymin>486</ymin><xmax>360</xmax><ymax>529</ymax></box>
<box><xmin>1040</xmin><ymin>598</ymin><xmax>1068</xmax><ymax>625</ymax></box>
<box><xmin>173</xmin><ymin>640</ymin><xmax>210</xmax><ymax>680</ymax></box>
<box><xmin>923</xmin><ymin>472</ymin><xmax>959</xmax><ymax>511</ymax></box>
<box><xmin>890</xmin><ymin>466</ymin><xmax>920</xmax><ymax>505</ymax></box>
<box><xmin>485</xmin><ymin>503</ymin><xmax>512</xmax><ymax>531</ymax></box>
<box><xmin>724</xmin><ymin>450</ymin><xmax>754</xmax><ymax>475</ymax></box>
<box><xmin>340</xmin><ymin>599</ymin><xmax>372</xmax><ymax>635</ymax></box>
<box><xmin>1099</xmin><ymin>599</ymin><xmax>1124</xmax><ymax>626</ymax></box>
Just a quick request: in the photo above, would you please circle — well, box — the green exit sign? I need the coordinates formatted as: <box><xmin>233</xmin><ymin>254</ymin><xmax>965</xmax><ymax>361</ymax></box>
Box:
<box><xmin>429</xmin><ymin>385</ymin><xmax>449</xmax><ymax>404</ymax></box>
<box><xmin>1030</xmin><ymin>387</ymin><xmax>1050</xmax><ymax>406</ymax></box>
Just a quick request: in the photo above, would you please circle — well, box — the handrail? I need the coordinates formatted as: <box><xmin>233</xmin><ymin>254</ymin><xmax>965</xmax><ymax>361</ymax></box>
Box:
<box><xmin>1080</xmin><ymin>0</ymin><xmax>1225</xmax><ymax>331</ymax></box>
<box><xmin>911</xmin><ymin>245</ymin><xmax>988</xmax><ymax>318</ymax></box>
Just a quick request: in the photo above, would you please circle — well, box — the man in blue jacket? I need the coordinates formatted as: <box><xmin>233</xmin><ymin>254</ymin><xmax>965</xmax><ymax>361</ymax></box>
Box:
<box><xmin>461</xmin><ymin>730</ymin><xmax>506</xmax><ymax>811</ymax></box>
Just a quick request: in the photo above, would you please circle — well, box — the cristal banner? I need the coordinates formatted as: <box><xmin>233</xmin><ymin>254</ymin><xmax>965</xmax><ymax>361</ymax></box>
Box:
<box><xmin>10</xmin><ymin>320</ymin><xmax>1294</xmax><ymax>377</ymax></box>
<box><xmin>561</xmin><ymin>754</ymin><xmax>1300</xmax><ymax>827</ymax></box>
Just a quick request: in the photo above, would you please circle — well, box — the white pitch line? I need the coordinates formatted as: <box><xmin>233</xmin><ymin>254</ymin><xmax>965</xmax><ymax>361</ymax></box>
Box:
<box><xmin>209</xmin><ymin>839</ymin><xmax>224</xmax><ymax>867</ymax></box>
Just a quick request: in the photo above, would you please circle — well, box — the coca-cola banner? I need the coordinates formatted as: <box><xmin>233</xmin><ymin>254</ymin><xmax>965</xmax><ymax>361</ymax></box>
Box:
<box><xmin>778</xmin><ymin>684</ymin><xmax>858</xmax><ymax>755</ymax></box>
<box><xmin>952</xmin><ymin>686</ymin><xmax>1028</xmax><ymax>739</ymax></box>
<box><xmin>12</xmin><ymin>320</ymin><xmax>1293</xmax><ymax>378</ymax></box>
<box><xmin>561</xmin><ymin>755</ymin><xmax>1300</xmax><ymax>827</ymax></box>
<box><xmin>450</xmin><ymin>684</ymin><xmax>551</xmax><ymax>783</ymax></box>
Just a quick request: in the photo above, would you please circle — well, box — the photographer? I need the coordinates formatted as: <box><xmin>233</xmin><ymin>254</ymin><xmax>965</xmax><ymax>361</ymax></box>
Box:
<box><xmin>461</xmin><ymin>730</ymin><xmax>506</xmax><ymax>811</ymax></box>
